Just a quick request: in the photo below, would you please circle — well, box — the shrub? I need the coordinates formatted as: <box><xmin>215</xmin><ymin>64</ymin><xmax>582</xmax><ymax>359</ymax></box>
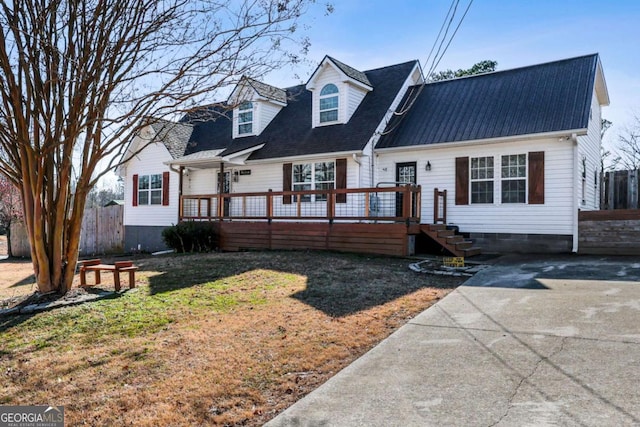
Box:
<box><xmin>162</xmin><ymin>222</ymin><xmax>218</xmax><ymax>253</ymax></box>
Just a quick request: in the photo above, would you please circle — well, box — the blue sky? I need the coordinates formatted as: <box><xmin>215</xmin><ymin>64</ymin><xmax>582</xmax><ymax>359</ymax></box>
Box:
<box><xmin>270</xmin><ymin>0</ymin><xmax>640</xmax><ymax>151</ymax></box>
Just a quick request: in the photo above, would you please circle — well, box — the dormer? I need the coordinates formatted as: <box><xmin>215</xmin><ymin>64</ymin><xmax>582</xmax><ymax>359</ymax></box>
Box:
<box><xmin>228</xmin><ymin>77</ymin><xmax>287</xmax><ymax>139</ymax></box>
<box><xmin>306</xmin><ymin>56</ymin><xmax>373</xmax><ymax>128</ymax></box>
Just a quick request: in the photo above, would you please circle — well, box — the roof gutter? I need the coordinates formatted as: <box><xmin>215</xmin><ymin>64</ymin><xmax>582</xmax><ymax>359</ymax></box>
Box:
<box><xmin>246</xmin><ymin>149</ymin><xmax>364</xmax><ymax>165</ymax></box>
<box><xmin>375</xmin><ymin>128</ymin><xmax>589</xmax><ymax>154</ymax></box>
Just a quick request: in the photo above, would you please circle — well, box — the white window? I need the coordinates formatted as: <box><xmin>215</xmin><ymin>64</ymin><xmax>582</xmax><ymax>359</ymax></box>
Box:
<box><xmin>501</xmin><ymin>154</ymin><xmax>526</xmax><ymax>203</ymax></box>
<box><xmin>238</xmin><ymin>101</ymin><xmax>253</xmax><ymax>135</ymax></box>
<box><xmin>319</xmin><ymin>84</ymin><xmax>339</xmax><ymax>123</ymax></box>
<box><xmin>293</xmin><ymin>162</ymin><xmax>335</xmax><ymax>202</ymax></box>
<box><xmin>138</xmin><ymin>174</ymin><xmax>162</xmax><ymax>205</ymax></box>
<box><xmin>470</xmin><ymin>157</ymin><xmax>494</xmax><ymax>204</ymax></box>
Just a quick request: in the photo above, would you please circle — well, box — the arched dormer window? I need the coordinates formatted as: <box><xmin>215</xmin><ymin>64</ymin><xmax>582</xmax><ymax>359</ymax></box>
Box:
<box><xmin>238</xmin><ymin>101</ymin><xmax>253</xmax><ymax>134</ymax></box>
<box><xmin>319</xmin><ymin>84</ymin><xmax>339</xmax><ymax>123</ymax></box>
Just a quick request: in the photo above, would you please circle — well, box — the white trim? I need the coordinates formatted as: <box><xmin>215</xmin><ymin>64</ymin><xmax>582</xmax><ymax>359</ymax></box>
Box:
<box><xmin>375</xmin><ymin>128</ymin><xmax>589</xmax><ymax>154</ymax></box>
<box><xmin>221</xmin><ymin>144</ymin><xmax>266</xmax><ymax>164</ymax></box>
<box><xmin>246</xmin><ymin>150</ymin><xmax>363</xmax><ymax>165</ymax></box>
<box><xmin>306</xmin><ymin>58</ymin><xmax>373</xmax><ymax>92</ymax></box>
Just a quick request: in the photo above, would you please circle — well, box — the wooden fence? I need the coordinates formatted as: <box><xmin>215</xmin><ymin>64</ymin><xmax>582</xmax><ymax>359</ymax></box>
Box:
<box><xmin>602</xmin><ymin>169</ymin><xmax>639</xmax><ymax>209</ymax></box>
<box><xmin>578</xmin><ymin>209</ymin><xmax>640</xmax><ymax>255</ymax></box>
<box><xmin>10</xmin><ymin>205</ymin><xmax>124</xmax><ymax>257</ymax></box>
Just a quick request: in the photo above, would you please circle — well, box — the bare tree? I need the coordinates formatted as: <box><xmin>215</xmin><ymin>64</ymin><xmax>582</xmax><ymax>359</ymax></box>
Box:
<box><xmin>0</xmin><ymin>0</ymin><xmax>329</xmax><ymax>294</ymax></box>
<box><xmin>0</xmin><ymin>173</ymin><xmax>22</xmax><ymax>257</ymax></box>
<box><xmin>614</xmin><ymin>115</ymin><xmax>640</xmax><ymax>170</ymax></box>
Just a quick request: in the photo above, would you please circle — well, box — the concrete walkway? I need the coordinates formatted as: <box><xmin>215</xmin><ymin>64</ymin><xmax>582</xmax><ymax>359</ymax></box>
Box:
<box><xmin>266</xmin><ymin>255</ymin><xmax>640</xmax><ymax>426</ymax></box>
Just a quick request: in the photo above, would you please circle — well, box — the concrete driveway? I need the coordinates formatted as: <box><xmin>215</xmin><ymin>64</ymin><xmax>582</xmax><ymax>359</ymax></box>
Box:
<box><xmin>266</xmin><ymin>255</ymin><xmax>640</xmax><ymax>426</ymax></box>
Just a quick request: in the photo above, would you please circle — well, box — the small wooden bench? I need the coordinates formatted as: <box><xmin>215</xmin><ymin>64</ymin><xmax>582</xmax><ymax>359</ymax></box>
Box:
<box><xmin>79</xmin><ymin>259</ymin><xmax>138</xmax><ymax>291</ymax></box>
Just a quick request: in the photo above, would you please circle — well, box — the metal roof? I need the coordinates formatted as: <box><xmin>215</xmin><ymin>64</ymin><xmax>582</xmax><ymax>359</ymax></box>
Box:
<box><xmin>376</xmin><ymin>54</ymin><xmax>601</xmax><ymax>149</ymax></box>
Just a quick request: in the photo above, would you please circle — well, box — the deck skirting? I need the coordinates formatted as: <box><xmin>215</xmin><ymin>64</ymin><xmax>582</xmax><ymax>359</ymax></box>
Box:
<box><xmin>214</xmin><ymin>222</ymin><xmax>415</xmax><ymax>257</ymax></box>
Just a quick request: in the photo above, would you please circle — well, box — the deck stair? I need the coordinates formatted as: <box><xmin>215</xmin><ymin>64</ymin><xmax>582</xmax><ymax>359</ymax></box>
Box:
<box><xmin>419</xmin><ymin>224</ymin><xmax>481</xmax><ymax>257</ymax></box>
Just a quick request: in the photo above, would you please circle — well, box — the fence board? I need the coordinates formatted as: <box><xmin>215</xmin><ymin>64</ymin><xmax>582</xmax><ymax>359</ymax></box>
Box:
<box><xmin>10</xmin><ymin>205</ymin><xmax>124</xmax><ymax>258</ymax></box>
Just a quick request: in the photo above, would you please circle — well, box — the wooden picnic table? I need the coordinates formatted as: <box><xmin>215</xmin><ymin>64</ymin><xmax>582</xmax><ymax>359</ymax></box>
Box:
<box><xmin>79</xmin><ymin>259</ymin><xmax>138</xmax><ymax>291</ymax></box>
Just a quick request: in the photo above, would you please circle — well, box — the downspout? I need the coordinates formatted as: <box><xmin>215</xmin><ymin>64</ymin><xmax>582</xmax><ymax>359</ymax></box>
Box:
<box><xmin>352</xmin><ymin>153</ymin><xmax>361</xmax><ymax>188</ymax></box>
<box><xmin>169</xmin><ymin>164</ymin><xmax>184</xmax><ymax>222</ymax></box>
<box><xmin>571</xmin><ymin>133</ymin><xmax>579</xmax><ymax>253</ymax></box>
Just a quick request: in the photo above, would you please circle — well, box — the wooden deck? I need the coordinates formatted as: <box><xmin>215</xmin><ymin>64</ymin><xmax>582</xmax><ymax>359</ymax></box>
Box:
<box><xmin>180</xmin><ymin>186</ymin><xmax>422</xmax><ymax>257</ymax></box>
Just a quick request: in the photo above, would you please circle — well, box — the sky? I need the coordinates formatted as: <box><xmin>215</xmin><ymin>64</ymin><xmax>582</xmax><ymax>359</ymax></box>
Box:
<box><xmin>267</xmin><ymin>0</ymin><xmax>640</xmax><ymax>152</ymax></box>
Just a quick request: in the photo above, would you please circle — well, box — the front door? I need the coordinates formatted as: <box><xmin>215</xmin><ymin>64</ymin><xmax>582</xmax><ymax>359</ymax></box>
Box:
<box><xmin>396</xmin><ymin>162</ymin><xmax>416</xmax><ymax>217</ymax></box>
<box><xmin>218</xmin><ymin>171</ymin><xmax>231</xmax><ymax>216</ymax></box>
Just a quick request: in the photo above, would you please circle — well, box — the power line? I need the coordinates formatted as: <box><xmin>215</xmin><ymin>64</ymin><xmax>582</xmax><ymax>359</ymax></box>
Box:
<box><xmin>377</xmin><ymin>0</ymin><xmax>474</xmax><ymax>136</ymax></box>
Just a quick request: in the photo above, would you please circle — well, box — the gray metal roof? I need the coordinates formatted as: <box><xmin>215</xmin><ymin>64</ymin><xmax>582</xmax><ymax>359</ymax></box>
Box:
<box><xmin>244</xmin><ymin>77</ymin><xmax>287</xmax><ymax>104</ymax></box>
<box><xmin>149</xmin><ymin>120</ymin><xmax>194</xmax><ymax>159</ymax></box>
<box><xmin>376</xmin><ymin>54</ymin><xmax>600</xmax><ymax>149</ymax></box>
<box><xmin>326</xmin><ymin>56</ymin><xmax>372</xmax><ymax>87</ymax></box>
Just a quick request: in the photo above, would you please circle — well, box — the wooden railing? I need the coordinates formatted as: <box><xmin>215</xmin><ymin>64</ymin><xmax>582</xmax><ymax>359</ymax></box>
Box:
<box><xmin>433</xmin><ymin>188</ymin><xmax>447</xmax><ymax>224</ymax></box>
<box><xmin>179</xmin><ymin>185</ymin><xmax>421</xmax><ymax>223</ymax></box>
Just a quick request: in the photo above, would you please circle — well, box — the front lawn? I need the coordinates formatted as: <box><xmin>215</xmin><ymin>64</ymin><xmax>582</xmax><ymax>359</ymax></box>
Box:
<box><xmin>0</xmin><ymin>251</ymin><xmax>462</xmax><ymax>426</ymax></box>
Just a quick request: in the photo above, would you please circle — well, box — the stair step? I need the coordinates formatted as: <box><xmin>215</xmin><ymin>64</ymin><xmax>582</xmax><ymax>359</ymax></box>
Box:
<box><xmin>446</xmin><ymin>235</ymin><xmax>464</xmax><ymax>244</ymax></box>
<box><xmin>437</xmin><ymin>230</ymin><xmax>454</xmax><ymax>238</ymax></box>
<box><xmin>463</xmin><ymin>247</ymin><xmax>482</xmax><ymax>257</ymax></box>
<box><xmin>424</xmin><ymin>224</ymin><xmax>446</xmax><ymax>232</ymax></box>
<box><xmin>455</xmin><ymin>241</ymin><xmax>473</xmax><ymax>250</ymax></box>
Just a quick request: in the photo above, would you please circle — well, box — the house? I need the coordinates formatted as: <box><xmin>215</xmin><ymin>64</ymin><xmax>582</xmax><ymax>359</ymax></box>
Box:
<box><xmin>119</xmin><ymin>53</ymin><xmax>609</xmax><ymax>255</ymax></box>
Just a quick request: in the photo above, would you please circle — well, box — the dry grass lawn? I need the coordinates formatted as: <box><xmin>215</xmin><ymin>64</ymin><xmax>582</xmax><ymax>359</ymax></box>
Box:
<box><xmin>0</xmin><ymin>249</ymin><xmax>463</xmax><ymax>425</ymax></box>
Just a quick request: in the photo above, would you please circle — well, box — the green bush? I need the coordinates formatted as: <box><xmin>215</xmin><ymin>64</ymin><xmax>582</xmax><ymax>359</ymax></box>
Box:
<box><xmin>162</xmin><ymin>222</ymin><xmax>218</xmax><ymax>253</ymax></box>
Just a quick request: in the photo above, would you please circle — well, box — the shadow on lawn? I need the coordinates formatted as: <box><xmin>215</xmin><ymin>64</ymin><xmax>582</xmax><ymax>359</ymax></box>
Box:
<box><xmin>146</xmin><ymin>251</ymin><xmax>461</xmax><ymax>317</ymax></box>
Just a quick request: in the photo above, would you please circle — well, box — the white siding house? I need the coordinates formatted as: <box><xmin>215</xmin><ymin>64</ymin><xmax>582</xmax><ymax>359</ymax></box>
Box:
<box><xmin>120</xmin><ymin>54</ymin><xmax>609</xmax><ymax>254</ymax></box>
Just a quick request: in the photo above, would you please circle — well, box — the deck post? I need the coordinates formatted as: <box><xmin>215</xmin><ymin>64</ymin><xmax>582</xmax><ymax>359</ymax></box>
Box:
<box><xmin>267</xmin><ymin>189</ymin><xmax>273</xmax><ymax>223</ymax></box>
<box><xmin>328</xmin><ymin>192</ymin><xmax>335</xmax><ymax>224</ymax></box>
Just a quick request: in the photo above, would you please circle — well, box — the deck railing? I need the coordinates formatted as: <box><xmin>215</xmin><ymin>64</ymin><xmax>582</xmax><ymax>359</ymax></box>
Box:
<box><xmin>179</xmin><ymin>185</ymin><xmax>421</xmax><ymax>223</ymax></box>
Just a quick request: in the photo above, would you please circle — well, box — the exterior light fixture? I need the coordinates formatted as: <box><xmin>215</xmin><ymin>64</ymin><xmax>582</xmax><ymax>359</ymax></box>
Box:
<box><xmin>425</xmin><ymin>161</ymin><xmax>432</xmax><ymax>171</ymax></box>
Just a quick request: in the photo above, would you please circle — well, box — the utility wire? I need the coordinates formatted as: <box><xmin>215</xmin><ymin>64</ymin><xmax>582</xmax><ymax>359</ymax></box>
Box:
<box><xmin>377</xmin><ymin>0</ymin><xmax>474</xmax><ymax>137</ymax></box>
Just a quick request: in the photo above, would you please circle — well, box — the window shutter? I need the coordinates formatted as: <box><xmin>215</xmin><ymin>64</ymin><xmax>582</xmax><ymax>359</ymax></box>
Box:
<box><xmin>283</xmin><ymin>163</ymin><xmax>292</xmax><ymax>204</ymax></box>
<box><xmin>528</xmin><ymin>151</ymin><xmax>545</xmax><ymax>204</ymax></box>
<box><xmin>162</xmin><ymin>171</ymin><xmax>170</xmax><ymax>206</ymax></box>
<box><xmin>132</xmin><ymin>174</ymin><xmax>139</xmax><ymax>207</ymax></box>
<box><xmin>455</xmin><ymin>157</ymin><xmax>469</xmax><ymax>205</ymax></box>
<box><xmin>336</xmin><ymin>158</ymin><xmax>347</xmax><ymax>203</ymax></box>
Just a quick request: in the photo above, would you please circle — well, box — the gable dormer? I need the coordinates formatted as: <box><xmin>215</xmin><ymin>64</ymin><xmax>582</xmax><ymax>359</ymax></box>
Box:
<box><xmin>306</xmin><ymin>56</ymin><xmax>373</xmax><ymax>128</ymax></box>
<box><xmin>229</xmin><ymin>77</ymin><xmax>287</xmax><ymax>139</ymax></box>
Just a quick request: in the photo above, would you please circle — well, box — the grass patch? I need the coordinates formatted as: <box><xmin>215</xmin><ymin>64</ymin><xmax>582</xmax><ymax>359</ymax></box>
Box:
<box><xmin>0</xmin><ymin>251</ymin><xmax>463</xmax><ymax>426</ymax></box>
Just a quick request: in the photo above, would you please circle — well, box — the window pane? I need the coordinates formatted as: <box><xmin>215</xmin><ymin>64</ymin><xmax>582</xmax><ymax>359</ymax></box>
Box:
<box><xmin>293</xmin><ymin>164</ymin><xmax>312</xmax><ymax>183</ymax></box>
<box><xmin>315</xmin><ymin>182</ymin><xmax>333</xmax><ymax>201</ymax></box>
<box><xmin>150</xmin><ymin>190</ymin><xmax>162</xmax><ymax>205</ymax></box>
<box><xmin>320</xmin><ymin>84</ymin><xmax>338</xmax><ymax>95</ymax></box>
<box><xmin>320</xmin><ymin>96</ymin><xmax>338</xmax><ymax>110</ymax></box>
<box><xmin>150</xmin><ymin>174</ymin><xmax>162</xmax><ymax>189</ymax></box>
<box><xmin>239</xmin><ymin>101</ymin><xmax>252</xmax><ymax>111</ymax></box>
<box><xmin>238</xmin><ymin>123</ymin><xmax>252</xmax><ymax>134</ymax></box>
<box><xmin>320</xmin><ymin>110</ymin><xmax>338</xmax><ymax>123</ymax></box>
<box><xmin>138</xmin><ymin>175</ymin><xmax>149</xmax><ymax>189</ymax></box>
<box><xmin>501</xmin><ymin>179</ymin><xmax>526</xmax><ymax>203</ymax></box>
<box><xmin>138</xmin><ymin>191</ymin><xmax>149</xmax><ymax>205</ymax></box>
<box><xmin>471</xmin><ymin>181</ymin><xmax>494</xmax><ymax>204</ymax></box>
<box><xmin>293</xmin><ymin>184</ymin><xmax>311</xmax><ymax>202</ymax></box>
<box><xmin>239</xmin><ymin>111</ymin><xmax>252</xmax><ymax>124</ymax></box>
<box><xmin>314</xmin><ymin>162</ymin><xmax>334</xmax><ymax>182</ymax></box>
